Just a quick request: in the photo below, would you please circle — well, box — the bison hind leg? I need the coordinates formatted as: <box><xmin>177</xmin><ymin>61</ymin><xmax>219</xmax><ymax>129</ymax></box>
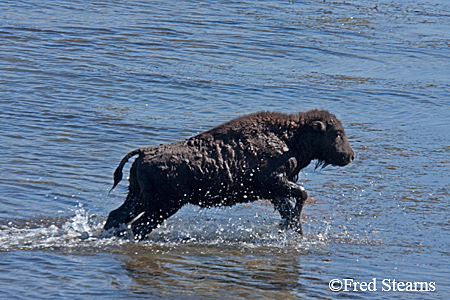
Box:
<box><xmin>131</xmin><ymin>199</ymin><xmax>184</xmax><ymax>240</ymax></box>
<box><xmin>103</xmin><ymin>191</ymin><xmax>144</xmax><ymax>234</ymax></box>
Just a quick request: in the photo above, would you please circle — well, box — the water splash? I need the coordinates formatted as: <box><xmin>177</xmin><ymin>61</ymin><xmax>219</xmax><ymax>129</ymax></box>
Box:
<box><xmin>0</xmin><ymin>204</ymin><xmax>381</xmax><ymax>253</ymax></box>
<box><xmin>0</xmin><ymin>206</ymin><xmax>104</xmax><ymax>251</ymax></box>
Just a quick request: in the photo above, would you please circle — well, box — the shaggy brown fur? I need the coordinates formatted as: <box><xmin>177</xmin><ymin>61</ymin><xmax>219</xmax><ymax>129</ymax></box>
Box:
<box><xmin>104</xmin><ymin>110</ymin><xmax>354</xmax><ymax>240</ymax></box>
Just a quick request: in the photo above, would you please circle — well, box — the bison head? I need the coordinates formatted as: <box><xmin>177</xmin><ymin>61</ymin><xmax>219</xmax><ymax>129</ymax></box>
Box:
<box><xmin>309</xmin><ymin>116</ymin><xmax>354</xmax><ymax>169</ymax></box>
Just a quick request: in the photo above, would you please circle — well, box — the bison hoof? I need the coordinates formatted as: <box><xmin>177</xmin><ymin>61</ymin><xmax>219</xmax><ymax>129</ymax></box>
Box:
<box><xmin>279</xmin><ymin>219</ymin><xmax>303</xmax><ymax>235</ymax></box>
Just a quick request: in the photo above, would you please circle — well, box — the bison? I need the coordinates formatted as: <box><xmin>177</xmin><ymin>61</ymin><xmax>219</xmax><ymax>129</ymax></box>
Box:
<box><xmin>104</xmin><ymin>109</ymin><xmax>354</xmax><ymax>240</ymax></box>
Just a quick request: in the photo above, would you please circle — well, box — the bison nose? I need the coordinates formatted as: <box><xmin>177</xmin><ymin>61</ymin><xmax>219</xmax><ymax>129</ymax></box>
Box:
<box><xmin>349</xmin><ymin>153</ymin><xmax>355</xmax><ymax>162</ymax></box>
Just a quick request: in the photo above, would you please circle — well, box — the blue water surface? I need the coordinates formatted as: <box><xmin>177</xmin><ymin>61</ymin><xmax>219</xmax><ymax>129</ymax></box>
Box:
<box><xmin>1</xmin><ymin>0</ymin><xmax>449</xmax><ymax>299</ymax></box>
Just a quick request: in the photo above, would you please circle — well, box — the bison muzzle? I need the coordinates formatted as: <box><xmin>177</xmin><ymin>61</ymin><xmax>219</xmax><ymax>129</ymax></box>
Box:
<box><xmin>104</xmin><ymin>109</ymin><xmax>354</xmax><ymax>240</ymax></box>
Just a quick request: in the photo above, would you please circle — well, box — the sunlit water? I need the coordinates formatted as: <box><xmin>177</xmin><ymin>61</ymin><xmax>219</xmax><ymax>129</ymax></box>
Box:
<box><xmin>1</xmin><ymin>0</ymin><xmax>449</xmax><ymax>299</ymax></box>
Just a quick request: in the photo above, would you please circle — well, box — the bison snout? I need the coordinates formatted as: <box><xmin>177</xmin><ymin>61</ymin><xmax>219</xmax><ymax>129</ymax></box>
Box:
<box><xmin>337</xmin><ymin>151</ymin><xmax>354</xmax><ymax>166</ymax></box>
<box><xmin>349</xmin><ymin>153</ymin><xmax>355</xmax><ymax>163</ymax></box>
<box><xmin>345</xmin><ymin>152</ymin><xmax>355</xmax><ymax>164</ymax></box>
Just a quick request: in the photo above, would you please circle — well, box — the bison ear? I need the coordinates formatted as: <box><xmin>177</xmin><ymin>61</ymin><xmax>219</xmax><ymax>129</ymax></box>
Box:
<box><xmin>311</xmin><ymin>120</ymin><xmax>326</xmax><ymax>132</ymax></box>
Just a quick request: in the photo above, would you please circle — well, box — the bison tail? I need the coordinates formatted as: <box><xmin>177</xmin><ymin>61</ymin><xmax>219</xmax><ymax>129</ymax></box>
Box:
<box><xmin>109</xmin><ymin>149</ymin><xmax>141</xmax><ymax>193</ymax></box>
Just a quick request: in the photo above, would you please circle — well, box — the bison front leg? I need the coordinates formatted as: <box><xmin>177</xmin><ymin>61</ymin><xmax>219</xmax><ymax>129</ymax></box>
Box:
<box><xmin>273</xmin><ymin>195</ymin><xmax>307</xmax><ymax>234</ymax></box>
<box><xmin>269</xmin><ymin>175</ymin><xmax>308</xmax><ymax>234</ymax></box>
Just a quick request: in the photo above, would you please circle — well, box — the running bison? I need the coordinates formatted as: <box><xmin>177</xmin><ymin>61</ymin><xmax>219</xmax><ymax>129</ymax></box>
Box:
<box><xmin>104</xmin><ymin>109</ymin><xmax>354</xmax><ymax>240</ymax></box>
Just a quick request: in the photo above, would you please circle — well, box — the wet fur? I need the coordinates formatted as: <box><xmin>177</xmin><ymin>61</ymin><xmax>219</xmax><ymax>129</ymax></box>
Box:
<box><xmin>104</xmin><ymin>110</ymin><xmax>354</xmax><ymax>240</ymax></box>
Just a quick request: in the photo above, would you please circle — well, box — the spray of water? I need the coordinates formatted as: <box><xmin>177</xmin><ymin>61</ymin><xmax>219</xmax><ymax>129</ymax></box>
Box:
<box><xmin>0</xmin><ymin>203</ymin><xmax>380</xmax><ymax>253</ymax></box>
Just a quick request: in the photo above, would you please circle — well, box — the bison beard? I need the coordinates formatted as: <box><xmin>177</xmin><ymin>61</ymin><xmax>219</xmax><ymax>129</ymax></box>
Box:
<box><xmin>104</xmin><ymin>109</ymin><xmax>354</xmax><ymax>240</ymax></box>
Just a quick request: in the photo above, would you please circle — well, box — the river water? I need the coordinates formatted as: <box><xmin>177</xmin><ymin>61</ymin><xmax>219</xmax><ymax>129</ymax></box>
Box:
<box><xmin>1</xmin><ymin>0</ymin><xmax>449</xmax><ymax>299</ymax></box>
